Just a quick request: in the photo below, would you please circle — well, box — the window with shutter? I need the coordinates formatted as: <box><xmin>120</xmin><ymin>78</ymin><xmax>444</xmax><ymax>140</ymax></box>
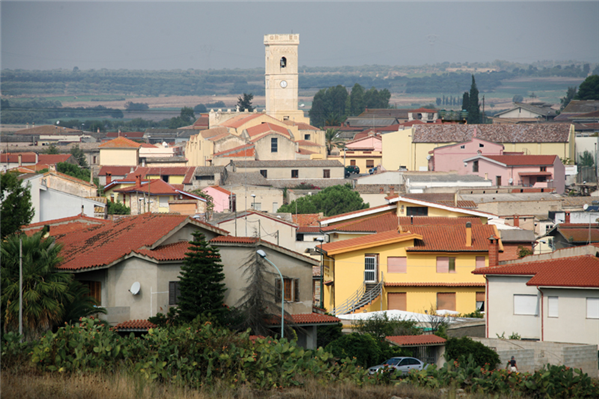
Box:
<box><xmin>548</xmin><ymin>296</ymin><xmax>558</xmax><ymax>318</ymax></box>
<box><xmin>437</xmin><ymin>292</ymin><xmax>456</xmax><ymax>311</ymax></box>
<box><xmin>81</xmin><ymin>281</ymin><xmax>101</xmax><ymax>304</ymax></box>
<box><xmin>436</xmin><ymin>257</ymin><xmax>449</xmax><ymax>273</ymax></box>
<box><xmin>514</xmin><ymin>294</ymin><xmax>538</xmax><ymax>315</ymax></box>
<box><xmin>275</xmin><ymin>278</ymin><xmax>300</xmax><ymax>302</ymax></box>
<box><xmin>387</xmin><ymin>257</ymin><xmax>407</xmax><ymax>273</ymax></box>
<box><xmin>388</xmin><ymin>293</ymin><xmax>407</xmax><ymax>310</ymax></box>
<box><xmin>294</xmin><ymin>279</ymin><xmax>300</xmax><ymax>302</ymax></box>
<box><xmin>476</xmin><ymin>256</ymin><xmax>485</xmax><ymax>268</ymax></box>
<box><xmin>364</xmin><ymin>255</ymin><xmax>377</xmax><ymax>283</ymax></box>
<box><xmin>169</xmin><ymin>281</ymin><xmax>181</xmax><ymax>305</ymax></box>
<box><xmin>586</xmin><ymin>298</ymin><xmax>599</xmax><ymax>319</ymax></box>
<box><xmin>476</xmin><ymin>291</ymin><xmax>485</xmax><ymax>311</ymax></box>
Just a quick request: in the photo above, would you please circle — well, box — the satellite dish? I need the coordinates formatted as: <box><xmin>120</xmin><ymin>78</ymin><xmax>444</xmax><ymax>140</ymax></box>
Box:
<box><xmin>426</xmin><ymin>155</ymin><xmax>431</xmax><ymax>160</ymax></box>
<box><xmin>584</xmin><ymin>204</ymin><xmax>589</xmax><ymax>210</ymax></box>
<box><xmin>130</xmin><ymin>282</ymin><xmax>141</xmax><ymax>295</ymax></box>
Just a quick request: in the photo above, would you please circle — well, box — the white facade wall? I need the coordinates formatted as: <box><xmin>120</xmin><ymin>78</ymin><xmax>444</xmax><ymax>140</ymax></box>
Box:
<box><xmin>487</xmin><ymin>276</ymin><xmax>540</xmax><ymax>340</ymax></box>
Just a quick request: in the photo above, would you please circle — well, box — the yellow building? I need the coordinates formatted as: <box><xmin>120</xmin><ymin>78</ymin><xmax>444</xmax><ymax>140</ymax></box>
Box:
<box><xmin>382</xmin><ymin>124</ymin><xmax>575</xmax><ymax>172</ymax></box>
<box><xmin>99</xmin><ymin>137</ymin><xmax>141</xmax><ymax>166</ymax></box>
<box><xmin>319</xmin><ymin>218</ymin><xmax>501</xmax><ymax>315</ymax></box>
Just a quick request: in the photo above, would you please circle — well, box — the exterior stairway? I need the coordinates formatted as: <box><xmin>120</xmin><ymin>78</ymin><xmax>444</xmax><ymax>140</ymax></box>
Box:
<box><xmin>331</xmin><ymin>274</ymin><xmax>384</xmax><ymax>315</ymax></box>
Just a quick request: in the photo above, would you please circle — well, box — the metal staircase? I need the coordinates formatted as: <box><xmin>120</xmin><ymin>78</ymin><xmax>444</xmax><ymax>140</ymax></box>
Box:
<box><xmin>331</xmin><ymin>273</ymin><xmax>384</xmax><ymax>316</ymax></box>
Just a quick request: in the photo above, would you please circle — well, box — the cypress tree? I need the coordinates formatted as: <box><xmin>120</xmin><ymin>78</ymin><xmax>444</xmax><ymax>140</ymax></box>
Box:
<box><xmin>462</xmin><ymin>92</ymin><xmax>469</xmax><ymax>111</ymax></box>
<box><xmin>468</xmin><ymin>75</ymin><xmax>481</xmax><ymax>124</ymax></box>
<box><xmin>177</xmin><ymin>231</ymin><xmax>228</xmax><ymax>324</ymax></box>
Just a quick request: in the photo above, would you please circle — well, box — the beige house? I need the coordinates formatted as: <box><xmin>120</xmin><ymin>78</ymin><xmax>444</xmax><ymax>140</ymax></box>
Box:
<box><xmin>381</xmin><ymin>124</ymin><xmax>575</xmax><ymax>172</ymax></box>
<box><xmin>227</xmin><ymin>160</ymin><xmax>344</xmax><ymax>183</ymax></box>
<box><xmin>99</xmin><ymin>137</ymin><xmax>141</xmax><ymax>166</ymax></box>
<box><xmin>223</xmin><ymin>184</ymin><xmax>284</xmax><ymax>213</ymax></box>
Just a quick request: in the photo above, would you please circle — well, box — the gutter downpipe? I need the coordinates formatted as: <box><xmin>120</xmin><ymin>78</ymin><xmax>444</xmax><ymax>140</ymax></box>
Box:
<box><xmin>538</xmin><ymin>287</ymin><xmax>544</xmax><ymax>342</ymax></box>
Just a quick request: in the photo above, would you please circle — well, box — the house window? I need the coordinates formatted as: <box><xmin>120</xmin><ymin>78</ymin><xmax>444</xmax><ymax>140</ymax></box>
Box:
<box><xmin>388</xmin><ymin>293</ymin><xmax>407</xmax><ymax>311</ymax></box>
<box><xmin>514</xmin><ymin>294</ymin><xmax>538</xmax><ymax>315</ymax></box>
<box><xmin>548</xmin><ymin>296</ymin><xmax>558</xmax><ymax>318</ymax></box>
<box><xmin>161</xmin><ymin>175</ymin><xmax>169</xmax><ymax>182</ymax></box>
<box><xmin>323</xmin><ymin>169</ymin><xmax>330</xmax><ymax>178</ymax></box>
<box><xmin>460</xmin><ymin>145</ymin><xmax>465</xmax><ymax>149</ymax></box>
<box><xmin>540</xmin><ymin>166</ymin><xmax>547</xmax><ymax>172</ymax></box>
<box><xmin>366</xmin><ymin>160</ymin><xmax>374</xmax><ymax>168</ymax></box>
<box><xmin>254</xmin><ymin>202</ymin><xmax>261</xmax><ymax>211</ymax></box>
<box><xmin>271</xmin><ymin>137</ymin><xmax>278</xmax><ymax>153</ymax></box>
<box><xmin>406</xmin><ymin>206</ymin><xmax>428</xmax><ymax>216</ymax></box>
<box><xmin>92</xmin><ymin>156</ymin><xmax>97</xmax><ymax>164</ymax></box>
<box><xmin>296</xmin><ymin>233</ymin><xmax>304</xmax><ymax>241</ymax></box>
<box><xmin>473</xmin><ymin>160</ymin><xmax>479</xmax><ymax>172</ymax></box>
<box><xmin>476</xmin><ymin>256</ymin><xmax>485</xmax><ymax>268</ymax></box>
<box><xmin>387</xmin><ymin>256</ymin><xmax>407</xmax><ymax>273</ymax></box>
<box><xmin>437</xmin><ymin>292</ymin><xmax>456</xmax><ymax>311</ymax></box>
<box><xmin>159</xmin><ymin>196</ymin><xmax>169</xmax><ymax>207</ymax></box>
<box><xmin>272</xmin><ymin>202</ymin><xmax>278</xmax><ymax>213</ymax></box>
<box><xmin>364</xmin><ymin>254</ymin><xmax>378</xmax><ymax>283</ymax></box>
<box><xmin>476</xmin><ymin>292</ymin><xmax>485</xmax><ymax>311</ymax></box>
<box><xmin>436</xmin><ymin>257</ymin><xmax>456</xmax><ymax>273</ymax></box>
<box><xmin>587</xmin><ymin>298</ymin><xmax>599</xmax><ymax>319</ymax></box>
<box><xmin>169</xmin><ymin>281</ymin><xmax>181</xmax><ymax>305</ymax></box>
<box><xmin>275</xmin><ymin>278</ymin><xmax>299</xmax><ymax>302</ymax></box>
<box><xmin>350</xmin><ymin>160</ymin><xmax>356</xmax><ymax>166</ymax></box>
<box><xmin>291</xmin><ymin>170</ymin><xmax>299</xmax><ymax>178</ymax></box>
<box><xmin>304</xmin><ymin>134</ymin><xmax>311</xmax><ymax>141</ymax></box>
<box><xmin>260</xmin><ymin>170</ymin><xmax>267</xmax><ymax>178</ymax></box>
<box><xmin>479</xmin><ymin>143</ymin><xmax>484</xmax><ymax>148</ymax></box>
<box><xmin>81</xmin><ymin>281</ymin><xmax>101</xmax><ymax>304</ymax></box>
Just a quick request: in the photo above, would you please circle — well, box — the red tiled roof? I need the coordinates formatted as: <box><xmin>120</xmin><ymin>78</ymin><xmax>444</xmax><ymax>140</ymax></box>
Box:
<box><xmin>412</xmin><ymin>124</ymin><xmax>571</xmax><ymax>144</ymax></box>
<box><xmin>106</xmin><ymin>132</ymin><xmax>145</xmax><ymax>139</ymax></box>
<box><xmin>140</xmin><ymin>143</ymin><xmax>157</xmax><ymax>148</ymax></box>
<box><xmin>385</xmin><ymin>282</ymin><xmax>485</xmax><ymax>287</ymax></box>
<box><xmin>320</xmin><ymin>230</ymin><xmax>422</xmax><ymax>255</ymax></box>
<box><xmin>213</xmin><ymin>143</ymin><xmax>255</xmax><ymax>157</ymax></box>
<box><xmin>210</xmin><ymin>236</ymin><xmax>259</xmax><ymax>244</ymax></box>
<box><xmin>320</xmin><ymin>204</ymin><xmax>394</xmax><ymax>223</ymax></box>
<box><xmin>55</xmin><ymin>214</ymin><xmax>212</xmax><ymax>271</ymax></box>
<box><xmin>135</xmin><ymin>241</ymin><xmax>191</xmax><ymax>261</ymax></box>
<box><xmin>22</xmin><ymin>214</ymin><xmax>111</xmax><ymax>236</ymax></box>
<box><xmin>554</xmin><ymin>224</ymin><xmax>599</xmax><ymax>243</ymax></box>
<box><xmin>292</xmin><ymin>213</ymin><xmax>321</xmax><ymax>227</ymax></box>
<box><xmin>404</xmin><ymin>224</ymin><xmax>496</xmax><ymax>252</ymax></box>
<box><xmin>297</xmin><ymin>148</ymin><xmax>316</xmax><ymax>155</ymax></box>
<box><xmin>484</xmin><ymin>155</ymin><xmax>558</xmax><ymax>166</ymax></box>
<box><xmin>473</xmin><ymin>255</ymin><xmax>599</xmax><ymax>288</ymax></box>
<box><xmin>246</xmin><ymin>122</ymin><xmax>290</xmax><ymax>139</ymax></box>
<box><xmin>291</xmin><ymin>313</ymin><xmax>341</xmax><ymax>324</ymax></box>
<box><xmin>207</xmin><ymin>185</ymin><xmax>232</xmax><ymax>195</ymax></box>
<box><xmin>220</xmin><ymin>113</ymin><xmax>263</xmax><ymax>128</ymax></box>
<box><xmin>0</xmin><ymin>152</ymin><xmax>37</xmax><ymax>163</ymax></box>
<box><xmin>38</xmin><ymin>154</ymin><xmax>72</xmax><ymax>164</ymax></box>
<box><xmin>323</xmin><ymin>212</ymin><xmax>398</xmax><ymax>232</ymax></box>
<box><xmin>115</xmin><ymin>320</ymin><xmax>157</xmax><ymax>330</ymax></box>
<box><xmin>298</xmin><ymin>226</ymin><xmax>321</xmax><ymax>233</ymax></box>
<box><xmin>121</xmin><ymin>167</ymin><xmax>196</xmax><ymax>185</ymax></box>
<box><xmin>115</xmin><ymin>179</ymin><xmax>179</xmax><ymax>195</ymax></box>
<box><xmin>99</xmin><ymin>136</ymin><xmax>142</xmax><ymax>148</ymax></box>
<box><xmin>387</xmin><ymin>335</ymin><xmax>446</xmax><ymax>346</ymax></box>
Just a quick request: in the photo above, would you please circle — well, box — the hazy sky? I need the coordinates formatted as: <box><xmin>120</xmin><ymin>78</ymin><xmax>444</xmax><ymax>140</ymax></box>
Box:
<box><xmin>2</xmin><ymin>1</ymin><xmax>598</xmax><ymax>70</ymax></box>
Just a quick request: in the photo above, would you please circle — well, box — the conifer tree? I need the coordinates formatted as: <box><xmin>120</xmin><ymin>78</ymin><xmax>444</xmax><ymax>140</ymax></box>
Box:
<box><xmin>177</xmin><ymin>231</ymin><xmax>228</xmax><ymax>325</ymax></box>
<box><xmin>468</xmin><ymin>75</ymin><xmax>481</xmax><ymax>124</ymax></box>
<box><xmin>462</xmin><ymin>92</ymin><xmax>469</xmax><ymax>111</ymax></box>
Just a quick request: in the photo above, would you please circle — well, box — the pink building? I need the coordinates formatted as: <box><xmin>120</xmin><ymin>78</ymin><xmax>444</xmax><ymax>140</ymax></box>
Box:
<box><xmin>463</xmin><ymin>154</ymin><xmax>565</xmax><ymax>194</ymax></box>
<box><xmin>428</xmin><ymin>137</ymin><xmax>504</xmax><ymax>173</ymax></box>
<box><xmin>202</xmin><ymin>186</ymin><xmax>233</xmax><ymax>213</ymax></box>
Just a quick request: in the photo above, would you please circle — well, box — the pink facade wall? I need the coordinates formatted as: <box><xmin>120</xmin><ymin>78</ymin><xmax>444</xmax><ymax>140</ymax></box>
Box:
<box><xmin>346</xmin><ymin>136</ymin><xmax>382</xmax><ymax>151</ymax></box>
<box><xmin>465</xmin><ymin>157</ymin><xmax>565</xmax><ymax>194</ymax></box>
<box><xmin>431</xmin><ymin>138</ymin><xmax>504</xmax><ymax>174</ymax></box>
<box><xmin>202</xmin><ymin>186</ymin><xmax>230</xmax><ymax>213</ymax></box>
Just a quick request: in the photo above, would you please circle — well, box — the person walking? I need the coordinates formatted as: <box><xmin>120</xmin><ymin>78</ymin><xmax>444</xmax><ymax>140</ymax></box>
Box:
<box><xmin>506</xmin><ymin>356</ymin><xmax>518</xmax><ymax>372</ymax></box>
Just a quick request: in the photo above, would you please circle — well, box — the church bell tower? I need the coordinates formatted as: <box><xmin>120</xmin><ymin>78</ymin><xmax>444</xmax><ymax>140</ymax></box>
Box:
<box><xmin>264</xmin><ymin>34</ymin><xmax>309</xmax><ymax>123</ymax></box>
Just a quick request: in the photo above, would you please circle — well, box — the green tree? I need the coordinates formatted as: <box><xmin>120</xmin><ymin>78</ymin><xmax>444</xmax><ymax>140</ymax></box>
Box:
<box><xmin>462</xmin><ymin>92</ymin><xmax>469</xmax><ymax>110</ymax></box>
<box><xmin>194</xmin><ymin>103</ymin><xmax>207</xmax><ymax>113</ymax></box>
<box><xmin>180</xmin><ymin>107</ymin><xmax>195</xmax><ymax>124</ymax></box>
<box><xmin>349</xmin><ymin>83</ymin><xmax>365</xmax><ymax>116</ymax></box>
<box><xmin>45</xmin><ymin>144</ymin><xmax>59</xmax><ymax>154</ymax></box>
<box><xmin>309</xmin><ymin>85</ymin><xmax>349</xmax><ymax>128</ymax></box>
<box><xmin>325</xmin><ymin>333</ymin><xmax>383</xmax><ymax>368</ymax></box>
<box><xmin>353</xmin><ymin>312</ymin><xmax>421</xmax><ymax>341</ymax></box>
<box><xmin>177</xmin><ymin>231</ymin><xmax>228</xmax><ymax>325</ymax></box>
<box><xmin>324</xmin><ymin>128</ymin><xmax>343</xmax><ymax>156</ymax></box>
<box><xmin>468</xmin><ymin>75</ymin><xmax>480</xmax><ymax>124</ymax></box>
<box><xmin>578</xmin><ymin>150</ymin><xmax>595</xmax><ymax>167</ymax></box>
<box><xmin>106</xmin><ymin>201</ymin><xmax>131</xmax><ymax>215</ymax></box>
<box><xmin>575</xmin><ymin>75</ymin><xmax>599</xmax><ymax>100</ymax></box>
<box><xmin>309</xmin><ymin>89</ymin><xmax>326</xmax><ymax>127</ymax></box>
<box><xmin>278</xmin><ymin>184</ymin><xmax>368</xmax><ymax>217</ymax></box>
<box><xmin>560</xmin><ymin>87</ymin><xmax>577</xmax><ymax>110</ymax></box>
<box><xmin>1</xmin><ymin>232</ymin><xmax>70</xmax><ymax>340</ymax></box>
<box><xmin>512</xmin><ymin>94</ymin><xmax>524</xmax><ymax>103</ymax></box>
<box><xmin>1</xmin><ymin>172</ymin><xmax>34</xmax><ymax>239</ymax></box>
<box><xmin>69</xmin><ymin>145</ymin><xmax>88</xmax><ymax>168</ymax></box>
<box><xmin>445</xmin><ymin>337</ymin><xmax>501</xmax><ymax>369</ymax></box>
<box><xmin>236</xmin><ymin>93</ymin><xmax>254</xmax><ymax>112</ymax></box>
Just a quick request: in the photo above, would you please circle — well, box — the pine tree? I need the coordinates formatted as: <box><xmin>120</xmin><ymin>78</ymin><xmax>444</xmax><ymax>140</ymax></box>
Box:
<box><xmin>177</xmin><ymin>231</ymin><xmax>228</xmax><ymax>325</ymax></box>
<box><xmin>468</xmin><ymin>75</ymin><xmax>480</xmax><ymax>124</ymax></box>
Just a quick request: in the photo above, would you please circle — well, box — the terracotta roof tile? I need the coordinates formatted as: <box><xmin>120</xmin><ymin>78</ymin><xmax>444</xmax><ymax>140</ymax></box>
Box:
<box><xmin>483</xmin><ymin>155</ymin><xmax>558</xmax><ymax>166</ymax></box>
<box><xmin>320</xmin><ymin>230</ymin><xmax>422</xmax><ymax>255</ymax></box>
<box><xmin>210</xmin><ymin>236</ymin><xmax>259</xmax><ymax>244</ymax></box>
<box><xmin>387</xmin><ymin>335</ymin><xmax>446</xmax><ymax>346</ymax></box>
<box><xmin>246</xmin><ymin>122</ymin><xmax>291</xmax><ymax>139</ymax></box>
<box><xmin>404</xmin><ymin>224</ymin><xmax>496</xmax><ymax>252</ymax></box>
<box><xmin>292</xmin><ymin>214</ymin><xmax>321</xmax><ymax>227</ymax></box>
<box><xmin>320</xmin><ymin>204</ymin><xmax>393</xmax><ymax>223</ymax></box>
<box><xmin>37</xmin><ymin>154</ymin><xmax>72</xmax><ymax>164</ymax></box>
<box><xmin>208</xmin><ymin>185</ymin><xmax>232</xmax><ymax>195</ymax></box>
<box><xmin>412</xmin><ymin>124</ymin><xmax>571</xmax><ymax>144</ymax></box>
<box><xmin>298</xmin><ymin>226</ymin><xmax>321</xmax><ymax>233</ymax></box>
<box><xmin>22</xmin><ymin>214</ymin><xmax>111</xmax><ymax>237</ymax></box>
<box><xmin>99</xmin><ymin>166</ymin><xmax>136</xmax><ymax>176</ymax></box>
<box><xmin>220</xmin><ymin>113</ymin><xmax>263</xmax><ymax>129</ymax></box>
<box><xmin>323</xmin><ymin>212</ymin><xmax>398</xmax><ymax>232</ymax></box>
<box><xmin>385</xmin><ymin>282</ymin><xmax>485</xmax><ymax>287</ymax></box>
<box><xmin>0</xmin><ymin>152</ymin><xmax>38</xmax><ymax>163</ymax></box>
<box><xmin>290</xmin><ymin>313</ymin><xmax>341</xmax><ymax>324</ymax></box>
<box><xmin>473</xmin><ymin>255</ymin><xmax>599</xmax><ymax>288</ymax></box>
<box><xmin>135</xmin><ymin>241</ymin><xmax>190</xmax><ymax>261</ymax></box>
<box><xmin>115</xmin><ymin>320</ymin><xmax>157</xmax><ymax>330</ymax></box>
<box><xmin>99</xmin><ymin>137</ymin><xmax>142</xmax><ymax>148</ymax></box>
<box><xmin>213</xmin><ymin>143</ymin><xmax>255</xmax><ymax>157</ymax></box>
<box><xmin>554</xmin><ymin>224</ymin><xmax>599</xmax><ymax>243</ymax></box>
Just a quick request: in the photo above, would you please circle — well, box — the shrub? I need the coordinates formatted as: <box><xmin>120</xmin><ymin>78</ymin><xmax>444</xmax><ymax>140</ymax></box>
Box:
<box><xmin>107</xmin><ymin>201</ymin><xmax>130</xmax><ymax>215</ymax></box>
<box><xmin>325</xmin><ymin>333</ymin><xmax>382</xmax><ymax>368</ymax></box>
<box><xmin>444</xmin><ymin>337</ymin><xmax>500</xmax><ymax>369</ymax></box>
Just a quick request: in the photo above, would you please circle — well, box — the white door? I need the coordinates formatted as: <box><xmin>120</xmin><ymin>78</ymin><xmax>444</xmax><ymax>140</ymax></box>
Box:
<box><xmin>364</xmin><ymin>256</ymin><xmax>377</xmax><ymax>283</ymax></box>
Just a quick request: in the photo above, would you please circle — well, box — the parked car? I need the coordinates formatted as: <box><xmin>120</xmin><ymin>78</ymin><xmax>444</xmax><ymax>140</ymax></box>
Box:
<box><xmin>345</xmin><ymin>165</ymin><xmax>360</xmax><ymax>177</ymax></box>
<box><xmin>368</xmin><ymin>357</ymin><xmax>426</xmax><ymax>375</ymax></box>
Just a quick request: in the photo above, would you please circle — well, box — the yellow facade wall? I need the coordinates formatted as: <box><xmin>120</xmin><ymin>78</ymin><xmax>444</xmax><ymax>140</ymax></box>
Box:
<box><xmin>146</xmin><ymin>174</ymin><xmax>184</xmax><ymax>184</ymax></box>
<box><xmin>322</xmin><ymin>239</ymin><xmax>487</xmax><ymax>315</ymax></box>
<box><xmin>99</xmin><ymin>148</ymin><xmax>139</xmax><ymax>167</ymax></box>
<box><xmin>383</xmin><ymin>287</ymin><xmax>483</xmax><ymax>314</ymax></box>
<box><xmin>395</xmin><ymin>200</ymin><xmax>488</xmax><ymax>223</ymax></box>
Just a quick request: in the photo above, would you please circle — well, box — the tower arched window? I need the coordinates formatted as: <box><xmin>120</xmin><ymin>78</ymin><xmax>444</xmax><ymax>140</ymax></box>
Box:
<box><xmin>280</xmin><ymin>57</ymin><xmax>287</xmax><ymax>68</ymax></box>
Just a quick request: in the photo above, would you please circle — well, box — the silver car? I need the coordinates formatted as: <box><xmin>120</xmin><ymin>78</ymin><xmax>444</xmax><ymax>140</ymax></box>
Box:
<box><xmin>368</xmin><ymin>357</ymin><xmax>425</xmax><ymax>375</ymax></box>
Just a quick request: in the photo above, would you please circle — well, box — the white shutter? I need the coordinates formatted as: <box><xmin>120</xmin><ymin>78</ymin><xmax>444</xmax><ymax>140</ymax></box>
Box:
<box><xmin>514</xmin><ymin>294</ymin><xmax>538</xmax><ymax>315</ymax></box>
<box><xmin>548</xmin><ymin>296</ymin><xmax>558</xmax><ymax>318</ymax></box>
<box><xmin>587</xmin><ymin>298</ymin><xmax>599</xmax><ymax>319</ymax></box>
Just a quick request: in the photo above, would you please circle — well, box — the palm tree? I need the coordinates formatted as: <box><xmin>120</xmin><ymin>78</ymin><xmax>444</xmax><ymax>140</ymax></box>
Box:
<box><xmin>325</xmin><ymin>128</ymin><xmax>344</xmax><ymax>156</ymax></box>
<box><xmin>1</xmin><ymin>232</ymin><xmax>72</xmax><ymax>340</ymax></box>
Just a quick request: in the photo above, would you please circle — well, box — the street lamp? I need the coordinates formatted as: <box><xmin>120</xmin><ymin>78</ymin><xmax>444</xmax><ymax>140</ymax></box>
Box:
<box><xmin>257</xmin><ymin>249</ymin><xmax>285</xmax><ymax>338</ymax></box>
<box><xmin>251</xmin><ymin>194</ymin><xmax>256</xmax><ymax>210</ymax></box>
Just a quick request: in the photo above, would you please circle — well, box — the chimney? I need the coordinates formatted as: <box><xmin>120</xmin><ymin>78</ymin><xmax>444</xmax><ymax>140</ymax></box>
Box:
<box><xmin>389</xmin><ymin>187</ymin><xmax>395</xmax><ymax>197</ymax></box>
<box><xmin>565</xmin><ymin>212</ymin><xmax>570</xmax><ymax>224</ymax></box>
<box><xmin>106</xmin><ymin>172</ymin><xmax>112</xmax><ymax>185</ymax></box>
<box><xmin>466</xmin><ymin>221</ymin><xmax>472</xmax><ymax>247</ymax></box>
<box><xmin>488</xmin><ymin>235</ymin><xmax>499</xmax><ymax>267</ymax></box>
<box><xmin>81</xmin><ymin>205</ymin><xmax>85</xmax><ymax>215</ymax></box>
<box><xmin>18</xmin><ymin>154</ymin><xmax>22</xmax><ymax>166</ymax></box>
<box><xmin>454</xmin><ymin>192</ymin><xmax>458</xmax><ymax>207</ymax></box>
<box><xmin>136</xmin><ymin>174</ymin><xmax>142</xmax><ymax>188</ymax></box>
<box><xmin>411</xmin><ymin>215</ymin><xmax>414</xmax><ymax>225</ymax></box>
<box><xmin>513</xmin><ymin>215</ymin><xmax>519</xmax><ymax>227</ymax></box>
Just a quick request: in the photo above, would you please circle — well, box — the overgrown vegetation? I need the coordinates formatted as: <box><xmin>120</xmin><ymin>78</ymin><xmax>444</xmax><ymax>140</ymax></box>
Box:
<box><xmin>444</xmin><ymin>337</ymin><xmax>501</xmax><ymax>369</ymax></box>
<box><xmin>278</xmin><ymin>184</ymin><xmax>368</xmax><ymax>217</ymax></box>
<box><xmin>106</xmin><ymin>201</ymin><xmax>131</xmax><ymax>215</ymax></box>
<box><xmin>0</xmin><ymin>171</ymin><xmax>34</xmax><ymax>239</ymax></box>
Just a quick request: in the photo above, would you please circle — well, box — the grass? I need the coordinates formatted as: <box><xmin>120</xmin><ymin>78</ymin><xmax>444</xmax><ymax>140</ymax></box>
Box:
<box><xmin>0</xmin><ymin>371</ymin><xmax>517</xmax><ymax>399</ymax></box>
